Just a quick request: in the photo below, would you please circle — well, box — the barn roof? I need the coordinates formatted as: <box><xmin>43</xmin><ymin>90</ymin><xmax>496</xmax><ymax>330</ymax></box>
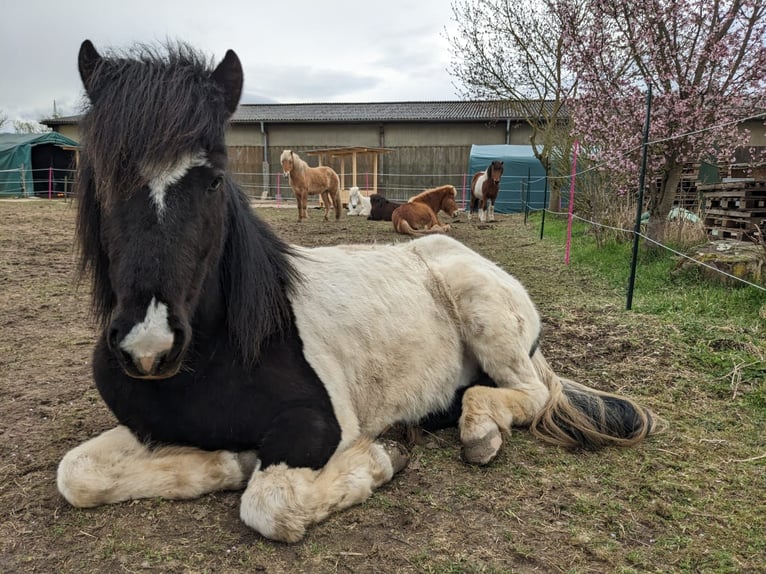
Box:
<box><xmin>43</xmin><ymin>100</ymin><xmax>561</xmax><ymax>126</ymax></box>
<box><xmin>230</xmin><ymin>100</ymin><xmax>559</xmax><ymax>123</ymax></box>
<box><xmin>0</xmin><ymin>132</ymin><xmax>78</xmax><ymax>152</ymax></box>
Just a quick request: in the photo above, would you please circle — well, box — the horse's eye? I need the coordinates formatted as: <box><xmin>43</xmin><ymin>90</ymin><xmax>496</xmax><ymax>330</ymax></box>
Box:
<box><xmin>207</xmin><ymin>175</ymin><xmax>224</xmax><ymax>193</ymax></box>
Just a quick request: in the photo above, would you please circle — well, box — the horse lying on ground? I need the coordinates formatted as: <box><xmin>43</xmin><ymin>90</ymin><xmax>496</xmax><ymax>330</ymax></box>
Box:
<box><xmin>57</xmin><ymin>40</ymin><xmax>661</xmax><ymax>544</ymax></box>
<box><xmin>367</xmin><ymin>193</ymin><xmax>400</xmax><ymax>221</ymax></box>
<box><xmin>280</xmin><ymin>149</ymin><xmax>341</xmax><ymax>221</ymax></box>
<box><xmin>346</xmin><ymin>186</ymin><xmax>371</xmax><ymax>216</ymax></box>
<box><xmin>392</xmin><ymin>184</ymin><xmax>461</xmax><ymax>236</ymax></box>
<box><xmin>469</xmin><ymin>160</ymin><xmax>504</xmax><ymax>223</ymax></box>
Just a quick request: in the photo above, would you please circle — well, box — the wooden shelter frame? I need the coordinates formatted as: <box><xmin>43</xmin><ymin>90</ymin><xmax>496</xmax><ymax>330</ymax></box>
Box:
<box><xmin>305</xmin><ymin>146</ymin><xmax>393</xmax><ymax>199</ymax></box>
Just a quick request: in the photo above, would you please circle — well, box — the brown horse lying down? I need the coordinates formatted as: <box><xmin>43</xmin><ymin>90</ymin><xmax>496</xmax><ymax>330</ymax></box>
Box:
<box><xmin>392</xmin><ymin>184</ymin><xmax>461</xmax><ymax>237</ymax></box>
<box><xmin>367</xmin><ymin>194</ymin><xmax>401</xmax><ymax>221</ymax></box>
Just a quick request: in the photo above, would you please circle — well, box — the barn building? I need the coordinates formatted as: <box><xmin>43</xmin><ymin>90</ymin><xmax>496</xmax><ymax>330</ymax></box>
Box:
<box><xmin>44</xmin><ymin>100</ymin><xmax>766</xmax><ymax>212</ymax></box>
<box><xmin>45</xmin><ymin>101</ymin><xmax>546</xmax><ymax>208</ymax></box>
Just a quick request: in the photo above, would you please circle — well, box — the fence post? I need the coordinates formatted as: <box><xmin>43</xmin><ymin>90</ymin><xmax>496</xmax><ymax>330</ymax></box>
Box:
<box><xmin>20</xmin><ymin>164</ymin><xmax>27</xmax><ymax>197</ymax></box>
<box><xmin>461</xmin><ymin>172</ymin><xmax>467</xmax><ymax>209</ymax></box>
<box><xmin>627</xmin><ymin>84</ymin><xmax>653</xmax><ymax>310</ymax></box>
<box><xmin>565</xmin><ymin>140</ymin><xmax>579</xmax><ymax>265</ymax></box>
<box><xmin>48</xmin><ymin>167</ymin><xmax>53</xmax><ymax>199</ymax></box>
<box><xmin>540</xmin><ymin>167</ymin><xmax>549</xmax><ymax>239</ymax></box>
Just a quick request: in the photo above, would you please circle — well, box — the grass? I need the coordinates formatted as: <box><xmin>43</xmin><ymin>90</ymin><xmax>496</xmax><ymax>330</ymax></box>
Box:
<box><xmin>537</xmin><ymin>212</ymin><xmax>766</xmax><ymax>419</ymax></box>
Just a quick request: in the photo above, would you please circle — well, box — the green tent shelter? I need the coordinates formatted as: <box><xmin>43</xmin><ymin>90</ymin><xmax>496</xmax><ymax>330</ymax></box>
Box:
<box><xmin>468</xmin><ymin>144</ymin><xmax>547</xmax><ymax>213</ymax></box>
<box><xmin>0</xmin><ymin>132</ymin><xmax>78</xmax><ymax>197</ymax></box>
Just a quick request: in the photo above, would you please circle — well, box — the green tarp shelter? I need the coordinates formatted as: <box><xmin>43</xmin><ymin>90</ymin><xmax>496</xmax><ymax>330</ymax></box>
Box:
<box><xmin>0</xmin><ymin>132</ymin><xmax>78</xmax><ymax>197</ymax></box>
<box><xmin>468</xmin><ymin>144</ymin><xmax>547</xmax><ymax>213</ymax></box>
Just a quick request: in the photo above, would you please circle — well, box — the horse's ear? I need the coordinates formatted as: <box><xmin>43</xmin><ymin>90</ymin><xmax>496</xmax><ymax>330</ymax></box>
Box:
<box><xmin>78</xmin><ymin>39</ymin><xmax>102</xmax><ymax>97</ymax></box>
<box><xmin>212</xmin><ymin>49</ymin><xmax>243</xmax><ymax>116</ymax></box>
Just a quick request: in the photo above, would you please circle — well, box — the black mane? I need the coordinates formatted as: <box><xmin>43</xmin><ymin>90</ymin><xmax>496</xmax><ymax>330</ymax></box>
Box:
<box><xmin>221</xmin><ymin>184</ymin><xmax>301</xmax><ymax>364</ymax></box>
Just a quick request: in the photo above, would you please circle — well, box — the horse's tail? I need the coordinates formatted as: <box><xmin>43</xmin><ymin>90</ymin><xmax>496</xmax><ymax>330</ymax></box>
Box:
<box><xmin>331</xmin><ymin>171</ymin><xmax>341</xmax><ymax>220</ymax></box>
<box><xmin>529</xmin><ymin>352</ymin><xmax>662</xmax><ymax>449</ymax></box>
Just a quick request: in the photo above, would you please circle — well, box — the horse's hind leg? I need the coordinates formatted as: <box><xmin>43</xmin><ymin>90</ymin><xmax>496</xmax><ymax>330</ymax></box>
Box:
<box><xmin>321</xmin><ymin>191</ymin><xmax>331</xmax><ymax>221</ymax></box>
<box><xmin>457</xmin><ymin>289</ymin><xmax>547</xmax><ymax>464</ymax></box>
<box><xmin>57</xmin><ymin>426</ymin><xmax>256</xmax><ymax>508</ymax></box>
<box><xmin>240</xmin><ymin>437</ymin><xmax>409</xmax><ymax>542</ymax></box>
<box><xmin>468</xmin><ymin>196</ymin><xmax>478</xmax><ymax>221</ymax></box>
<box><xmin>460</xmin><ymin>382</ymin><xmax>548</xmax><ymax>464</ymax></box>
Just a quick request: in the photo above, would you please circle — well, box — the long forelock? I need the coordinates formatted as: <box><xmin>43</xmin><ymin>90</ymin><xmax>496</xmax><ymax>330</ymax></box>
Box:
<box><xmin>78</xmin><ymin>42</ymin><xmax>229</xmax><ymax>202</ymax></box>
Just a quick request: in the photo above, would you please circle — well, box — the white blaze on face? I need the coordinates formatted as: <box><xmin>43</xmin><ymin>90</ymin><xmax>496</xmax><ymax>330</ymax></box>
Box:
<box><xmin>144</xmin><ymin>152</ymin><xmax>211</xmax><ymax>219</ymax></box>
<box><xmin>119</xmin><ymin>297</ymin><xmax>175</xmax><ymax>373</ymax></box>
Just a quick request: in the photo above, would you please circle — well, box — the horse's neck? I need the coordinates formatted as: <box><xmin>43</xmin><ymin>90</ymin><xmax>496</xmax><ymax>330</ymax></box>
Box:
<box><xmin>425</xmin><ymin>193</ymin><xmax>445</xmax><ymax>211</ymax></box>
<box><xmin>289</xmin><ymin>162</ymin><xmax>306</xmax><ymax>182</ymax></box>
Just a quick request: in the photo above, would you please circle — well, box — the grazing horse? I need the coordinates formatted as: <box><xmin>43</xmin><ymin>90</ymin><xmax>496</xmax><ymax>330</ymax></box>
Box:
<box><xmin>392</xmin><ymin>184</ymin><xmax>461</xmax><ymax>236</ymax></box>
<box><xmin>280</xmin><ymin>149</ymin><xmax>341</xmax><ymax>221</ymax></box>
<box><xmin>57</xmin><ymin>40</ymin><xmax>660</xmax><ymax>544</ymax></box>
<box><xmin>346</xmin><ymin>186</ymin><xmax>371</xmax><ymax>216</ymax></box>
<box><xmin>470</xmin><ymin>160</ymin><xmax>504</xmax><ymax>223</ymax></box>
<box><xmin>367</xmin><ymin>193</ymin><xmax>400</xmax><ymax>221</ymax></box>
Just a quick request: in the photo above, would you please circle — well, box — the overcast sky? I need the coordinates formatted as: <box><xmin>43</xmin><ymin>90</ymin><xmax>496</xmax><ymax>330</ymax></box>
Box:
<box><xmin>0</xmin><ymin>0</ymin><xmax>462</xmax><ymax>127</ymax></box>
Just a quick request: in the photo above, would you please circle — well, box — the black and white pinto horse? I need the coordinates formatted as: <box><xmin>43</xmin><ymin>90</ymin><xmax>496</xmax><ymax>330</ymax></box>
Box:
<box><xmin>57</xmin><ymin>40</ymin><xmax>660</xmax><ymax>543</ymax></box>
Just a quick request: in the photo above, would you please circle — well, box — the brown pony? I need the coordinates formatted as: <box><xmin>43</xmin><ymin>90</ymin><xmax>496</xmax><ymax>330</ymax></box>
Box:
<box><xmin>469</xmin><ymin>160</ymin><xmax>504</xmax><ymax>223</ymax></box>
<box><xmin>392</xmin><ymin>184</ymin><xmax>461</xmax><ymax>237</ymax></box>
<box><xmin>280</xmin><ymin>150</ymin><xmax>341</xmax><ymax>221</ymax></box>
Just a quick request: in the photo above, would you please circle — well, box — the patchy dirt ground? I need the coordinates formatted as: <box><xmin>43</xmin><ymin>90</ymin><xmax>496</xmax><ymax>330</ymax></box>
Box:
<box><xmin>0</xmin><ymin>199</ymin><xmax>763</xmax><ymax>573</ymax></box>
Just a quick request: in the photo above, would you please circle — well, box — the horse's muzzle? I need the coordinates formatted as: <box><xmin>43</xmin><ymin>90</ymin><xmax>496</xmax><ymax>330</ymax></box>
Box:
<box><xmin>106</xmin><ymin>305</ymin><xmax>191</xmax><ymax>379</ymax></box>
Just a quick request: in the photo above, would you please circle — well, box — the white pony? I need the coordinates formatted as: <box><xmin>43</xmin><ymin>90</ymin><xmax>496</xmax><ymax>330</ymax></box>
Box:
<box><xmin>346</xmin><ymin>186</ymin><xmax>371</xmax><ymax>216</ymax></box>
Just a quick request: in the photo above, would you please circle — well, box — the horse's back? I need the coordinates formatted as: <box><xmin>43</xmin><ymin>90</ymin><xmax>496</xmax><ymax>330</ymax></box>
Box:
<box><xmin>286</xmin><ymin>236</ymin><xmax>539</xmax><ymax>440</ymax></box>
<box><xmin>471</xmin><ymin>172</ymin><xmax>486</xmax><ymax>198</ymax></box>
<box><xmin>288</xmin><ymin>242</ymin><xmax>473</xmax><ymax>438</ymax></box>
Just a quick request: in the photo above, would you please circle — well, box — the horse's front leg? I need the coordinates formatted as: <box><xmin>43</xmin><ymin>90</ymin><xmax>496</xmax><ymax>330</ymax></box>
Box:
<box><xmin>297</xmin><ymin>192</ymin><xmax>308</xmax><ymax>221</ymax></box>
<box><xmin>488</xmin><ymin>199</ymin><xmax>496</xmax><ymax>222</ymax></box>
<box><xmin>478</xmin><ymin>200</ymin><xmax>487</xmax><ymax>223</ymax></box>
<box><xmin>57</xmin><ymin>426</ymin><xmax>257</xmax><ymax>508</ymax></box>
<box><xmin>240</xmin><ymin>437</ymin><xmax>408</xmax><ymax>542</ymax></box>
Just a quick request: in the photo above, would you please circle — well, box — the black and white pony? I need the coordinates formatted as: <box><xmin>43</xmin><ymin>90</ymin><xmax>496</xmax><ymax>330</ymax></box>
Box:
<box><xmin>57</xmin><ymin>40</ymin><xmax>660</xmax><ymax>543</ymax></box>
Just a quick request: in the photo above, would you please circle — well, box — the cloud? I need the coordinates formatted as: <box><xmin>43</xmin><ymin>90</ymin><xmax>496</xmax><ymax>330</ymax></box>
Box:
<box><xmin>0</xmin><ymin>0</ymin><xmax>460</xmax><ymax>125</ymax></box>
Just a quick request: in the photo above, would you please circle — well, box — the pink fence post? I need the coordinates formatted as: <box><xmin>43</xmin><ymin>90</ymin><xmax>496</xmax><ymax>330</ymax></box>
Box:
<box><xmin>48</xmin><ymin>167</ymin><xmax>53</xmax><ymax>199</ymax></box>
<box><xmin>564</xmin><ymin>140</ymin><xmax>579</xmax><ymax>265</ymax></box>
<box><xmin>276</xmin><ymin>173</ymin><xmax>281</xmax><ymax>207</ymax></box>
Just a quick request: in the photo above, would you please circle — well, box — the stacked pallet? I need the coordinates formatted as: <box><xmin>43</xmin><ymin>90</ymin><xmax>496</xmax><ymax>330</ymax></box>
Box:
<box><xmin>699</xmin><ymin>180</ymin><xmax>766</xmax><ymax>240</ymax></box>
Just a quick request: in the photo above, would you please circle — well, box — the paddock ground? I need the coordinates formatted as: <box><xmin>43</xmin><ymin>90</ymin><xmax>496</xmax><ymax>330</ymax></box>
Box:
<box><xmin>1</xmin><ymin>199</ymin><xmax>763</xmax><ymax>573</ymax></box>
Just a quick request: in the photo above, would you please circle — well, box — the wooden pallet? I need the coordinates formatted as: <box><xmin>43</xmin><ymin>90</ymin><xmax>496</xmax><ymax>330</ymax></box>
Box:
<box><xmin>699</xmin><ymin>180</ymin><xmax>766</xmax><ymax>240</ymax></box>
<box><xmin>704</xmin><ymin>226</ymin><xmax>754</xmax><ymax>241</ymax></box>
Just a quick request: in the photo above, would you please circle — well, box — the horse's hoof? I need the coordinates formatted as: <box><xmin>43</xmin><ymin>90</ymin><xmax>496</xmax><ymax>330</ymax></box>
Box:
<box><xmin>378</xmin><ymin>439</ymin><xmax>410</xmax><ymax>474</ymax></box>
<box><xmin>461</xmin><ymin>427</ymin><xmax>502</xmax><ymax>466</ymax></box>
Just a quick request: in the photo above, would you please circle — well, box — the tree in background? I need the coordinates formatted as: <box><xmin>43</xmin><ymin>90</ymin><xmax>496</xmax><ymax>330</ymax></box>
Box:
<box><xmin>13</xmin><ymin>120</ymin><xmax>52</xmax><ymax>134</ymax></box>
<box><xmin>447</xmin><ymin>0</ymin><xmax>585</xmax><ymax>209</ymax></box>
<box><xmin>558</xmin><ymin>0</ymin><xmax>766</xmax><ymax>243</ymax></box>
<box><xmin>0</xmin><ymin>110</ymin><xmax>8</xmax><ymax>132</ymax></box>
